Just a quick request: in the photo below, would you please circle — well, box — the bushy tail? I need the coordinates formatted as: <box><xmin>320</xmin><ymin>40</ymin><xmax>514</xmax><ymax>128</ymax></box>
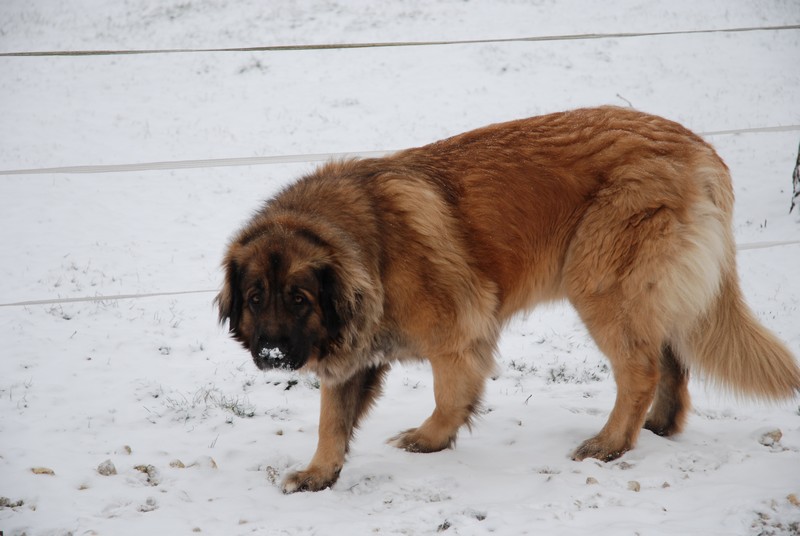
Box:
<box><xmin>686</xmin><ymin>270</ymin><xmax>800</xmax><ymax>400</ymax></box>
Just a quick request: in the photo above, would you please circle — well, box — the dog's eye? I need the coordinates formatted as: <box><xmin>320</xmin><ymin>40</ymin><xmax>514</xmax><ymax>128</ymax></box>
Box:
<box><xmin>249</xmin><ymin>294</ymin><xmax>261</xmax><ymax>306</ymax></box>
<box><xmin>292</xmin><ymin>293</ymin><xmax>307</xmax><ymax>306</ymax></box>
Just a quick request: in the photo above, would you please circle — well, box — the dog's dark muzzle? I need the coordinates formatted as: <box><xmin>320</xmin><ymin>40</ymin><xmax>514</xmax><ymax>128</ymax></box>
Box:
<box><xmin>252</xmin><ymin>342</ymin><xmax>296</xmax><ymax>371</ymax></box>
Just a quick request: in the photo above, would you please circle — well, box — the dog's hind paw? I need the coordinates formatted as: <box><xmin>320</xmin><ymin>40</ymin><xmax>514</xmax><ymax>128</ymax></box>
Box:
<box><xmin>572</xmin><ymin>436</ymin><xmax>630</xmax><ymax>462</ymax></box>
<box><xmin>387</xmin><ymin>427</ymin><xmax>455</xmax><ymax>453</ymax></box>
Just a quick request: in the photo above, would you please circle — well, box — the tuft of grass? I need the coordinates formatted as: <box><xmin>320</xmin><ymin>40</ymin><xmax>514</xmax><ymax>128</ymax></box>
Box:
<box><xmin>508</xmin><ymin>360</ymin><xmax>538</xmax><ymax>375</ymax></box>
<box><xmin>162</xmin><ymin>384</ymin><xmax>256</xmax><ymax>422</ymax></box>
<box><xmin>546</xmin><ymin>360</ymin><xmax>610</xmax><ymax>384</ymax></box>
<box><xmin>0</xmin><ymin>497</ymin><xmax>25</xmax><ymax>508</ymax></box>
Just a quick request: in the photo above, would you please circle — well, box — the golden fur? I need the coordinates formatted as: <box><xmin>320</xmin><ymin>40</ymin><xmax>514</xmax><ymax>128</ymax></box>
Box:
<box><xmin>217</xmin><ymin>106</ymin><xmax>800</xmax><ymax>493</ymax></box>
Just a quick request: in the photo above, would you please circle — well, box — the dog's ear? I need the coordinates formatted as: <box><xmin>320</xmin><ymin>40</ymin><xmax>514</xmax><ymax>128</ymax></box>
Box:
<box><xmin>216</xmin><ymin>259</ymin><xmax>243</xmax><ymax>336</ymax></box>
<box><xmin>318</xmin><ymin>265</ymin><xmax>344</xmax><ymax>341</ymax></box>
<box><xmin>318</xmin><ymin>257</ymin><xmax>381</xmax><ymax>357</ymax></box>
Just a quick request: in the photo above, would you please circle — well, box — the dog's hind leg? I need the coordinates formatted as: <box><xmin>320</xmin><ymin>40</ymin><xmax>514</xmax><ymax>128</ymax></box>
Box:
<box><xmin>644</xmin><ymin>344</ymin><xmax>690</xmax><ymax>437</ymax></box>
<box><xmin>569</xmin><ymin>312</ymin><xmax>663</xmax><ymax>461</ymax></box>
<box><xmin>282</xmin><ymin>364</ymin><xmax>388</xmax><ymax>493</ymax></box>
<box><xmin>388</xmin><ymin>339</ymin><xmax>495</xmax><ymax>453</ymax></box>
<box><xmin>563</xmin><ymin>177</ymin><xmax>695</xmax><ymax>461</ymax></box>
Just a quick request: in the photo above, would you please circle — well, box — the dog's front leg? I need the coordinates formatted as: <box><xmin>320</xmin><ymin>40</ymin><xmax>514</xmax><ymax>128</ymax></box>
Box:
<box><xmin>281</xmin><ymin>365</ymin><xmax>387</xmax><ymax>493</ymax></box>
<box><xmin>280</xmin><ymin>382</ymin><xmax>347</xmax><ymax>493</ymax></box>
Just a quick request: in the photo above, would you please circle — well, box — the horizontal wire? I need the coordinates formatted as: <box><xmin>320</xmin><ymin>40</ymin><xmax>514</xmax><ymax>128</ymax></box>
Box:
<box><xmin>698</xmin><ymin>124</ymin><xmax>800</xmax><ymax>137</ymax></box>
<box><xmin>0</xmin><ymin>289</ymin><xmax>217</xmax><ymax>308</ymax></box>
<box><xmin>0</xmin><ymin>150</ymin><xmax>393</xmax><ymax>176</ymax></box>
<box><xmin>736</xmin><ymin>240</ymin><xmax>800</xmax><ymax>251</ymax></box>
<box><xmin>1</xmin><ymin>24</ymin><xmax>798</xmax><ymax>58</ymax></box>
<box><xmin>2</xmin><ymin>125</ymin><xmax>799</xmax><ymax>177</ymax></box>
<box><xmin>1</xmin><ymin>241</ymin><xmax>797</xmax><ymax>309</ymax></box>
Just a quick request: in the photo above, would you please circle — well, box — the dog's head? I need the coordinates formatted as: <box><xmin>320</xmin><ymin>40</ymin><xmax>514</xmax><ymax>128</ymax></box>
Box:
<box><xmin>216</xmin><ymin>220</ymin><xmax>377</xmax><ymax>379</ymax></box>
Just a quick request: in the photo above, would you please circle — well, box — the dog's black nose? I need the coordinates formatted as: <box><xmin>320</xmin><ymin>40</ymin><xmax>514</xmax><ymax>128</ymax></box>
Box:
<box><xmin>253</xmin><ymin>340</ymin><xmax>292</xmax><ymax>370</ymax></box>
<box><xmin>259</xmin><ymin>346</ymin><xmax>286</xmax><ymax>362</ymax></box>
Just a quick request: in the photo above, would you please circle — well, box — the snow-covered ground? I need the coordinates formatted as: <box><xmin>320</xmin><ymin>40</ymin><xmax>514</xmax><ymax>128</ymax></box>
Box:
<box><xmin>1</xmin><ymin>1</ymin><xmax>799</xmax><ymax>535</ymax></box>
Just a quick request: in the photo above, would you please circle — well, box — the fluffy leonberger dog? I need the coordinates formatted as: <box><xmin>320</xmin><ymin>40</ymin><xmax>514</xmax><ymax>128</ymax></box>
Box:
<box><xmin>217</xmin><ymin>106</ymin><xmax>799</xmax><ymax>493</ymax></box>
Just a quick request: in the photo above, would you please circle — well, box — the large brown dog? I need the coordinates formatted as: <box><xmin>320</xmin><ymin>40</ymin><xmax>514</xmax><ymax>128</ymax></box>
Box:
<box><xmin>217</xmin><ymin>106</ymin><xmax>799</xmax><ymax>493</ymax></box>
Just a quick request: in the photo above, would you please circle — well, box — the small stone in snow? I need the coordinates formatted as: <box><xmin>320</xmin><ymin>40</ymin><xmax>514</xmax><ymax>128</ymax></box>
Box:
<box><xmin>31</xmin><ymin>467</ymin><xmax>55</xmax><ymax>476</ymax></box>
<box><xmin>169</xmin><ymin>459</ymin><xmax>186</xmax><ymax>469</ymax></box>
<box><xmin>265</xmin><ymin>466</ymin><xmax>279</xmax><ymax>485</ymax></box>
<box><xmin>138</xmin><ymin>497</ymin><xmax>158</xmax><ymax>512</ymax></box>
<box><xmin>586</xmin><ymin>477</ymin><xmax>599</xmax><ymax>485</ymax></box>
<box><xmin>97</xmin><ymin>459</ymin><xmax>117</xmax><ymax>476</ymax></box>
<box><xmin>758</xmin><ymin>429</ymin><xmax>782</xmax><ymax>447</ymax></box>
<box><xmin>188</xmin><ymin>456</ymin><xmax>218</xmax><ymax>469</ymax></box>
<box><xmin>627</xmin><ymin>481</ymin><xmax>641</xmax><ymax>492</ymax></box>
<box><xmin>134</xmin><ymin>464</ymin><xmax>161</xmax><ymax>486</ymax></box>
<box><xmin>788</xmin><ymin>493</ymin><xmax>800</xmax><ymax>507</ymax></box>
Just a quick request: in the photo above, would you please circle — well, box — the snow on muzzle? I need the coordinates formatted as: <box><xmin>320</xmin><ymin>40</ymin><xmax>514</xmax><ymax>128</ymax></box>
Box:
<box><xmin>254</xmin><ymin>345</ymin><xmax>295</xmax><ymax>370</ymax></box>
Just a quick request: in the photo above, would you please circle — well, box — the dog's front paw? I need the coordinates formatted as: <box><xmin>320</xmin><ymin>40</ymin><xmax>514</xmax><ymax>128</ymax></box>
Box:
<box><xmin>281</xmin><ymin>465</ymin><xmax>341</xmax><ymax>494</ymax></box>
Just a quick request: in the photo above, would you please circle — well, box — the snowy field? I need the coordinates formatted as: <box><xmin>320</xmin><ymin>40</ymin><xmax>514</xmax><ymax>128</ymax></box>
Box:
<box><xmin>1</xmin><ymin>1</ymin><xmax>799</xmax><ymax>535</ymax></box>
